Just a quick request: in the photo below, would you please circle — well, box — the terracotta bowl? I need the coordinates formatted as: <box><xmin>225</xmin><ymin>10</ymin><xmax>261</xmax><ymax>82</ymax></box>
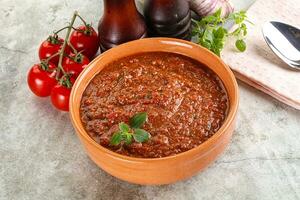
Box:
<box><xmin>70</xmin><ymin>38</ymin><xmax>239</xmax><ymax>185</ymax></box>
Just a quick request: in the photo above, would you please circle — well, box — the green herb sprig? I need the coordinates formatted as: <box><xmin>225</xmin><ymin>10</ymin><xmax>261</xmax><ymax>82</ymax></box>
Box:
<box><xmin>110</xmin><ymin>112</ymin><xmax>151</xmax><ymax>146</ymax></box>
<box><xmin>192</xmin><ymin>9</ymin><xmax>252</xmax><ymax>56</ymax></box>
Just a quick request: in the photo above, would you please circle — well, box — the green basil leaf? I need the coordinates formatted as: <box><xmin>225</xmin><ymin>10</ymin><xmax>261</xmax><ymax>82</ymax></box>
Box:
<box><xmin>231</xmin><ymin>28</ymin><xmax>241</xmax><ymax>37</ymax></box>
<box><xmin>119</xmin><ymin>122</ymin><xmax>130</xmax><ymax>133</ymax></box>
<box><xmin>191</xmin><ymin>29</ymin><xmax>198</xmax><ymax>36</ymax></box>
<box><xmin>192</xmin><ymin>9</ymin><xmax>250</xmax><ymax>57</ymax></box>
<box><xmin>236</xmin><ymin>39</ymin><xmax>246</xmax><ymax>52</ymax></box>
<box><xmin>213</xmin><ymin>48</ymin><xmax>221</xmax><ymax>57</ymax></box>
<box><xmin>213</xmin><ymin>8</ymin><xmax>222</xmax><ymax>21</ymax></box>
<box><xmin>123</xmin><ymin>132</ymin><xmax>133</xmax><ymax>145</ymax></box>
<box><xmin>239</xmin><ymin>10</ymin><xmax>247</xmax><ymax>18</ymax></box>
<box><xmin>243</xmin><ymin>28</ymin><xmax>248</xmax><ymax>36</ymax></box>
<box><xmin>133</xmin><ymin>129</ymin><xmax>150</xmax><ymax>143</ymax></box>
<box><xmin>201</xmin><ymin>41</ymin><xmax>211</xmax><ymax>49</ymax></box>
<box><xmin>110</xmin><ymin>132</ymin><xmax>122</xmax><ymax>146</ymax></box>
<box><xmin>203</xmin><ymin>29</ymin><xmax>214</xmax><ymax>42</ymax></box>
<box><xmin>213</xmin><ymin>27</ymin><xmax>226</xmax><ymax>39</ymax></box>
<box><xmin>130</xmin><ymin>112</ymin><xmax>148</xmax><ymax>128</ymax></box>
<box><xmin>241</xmin><ymin>23</ymin><xmax>248</xmax><ymax>36</ymax></box>
<box><xmin>233</xmin><ymin>10</ymin><xmax>247</xmax><ymax>24</ymax></box>
<box><xmin>214</xmin><ymin>38</ymin><xmax>225</xmax><ymax>49</ymax></box>
<box><xmin>202</xmin><ymin>15</ymin><xmax>217</xmax><ymax>24</ymax></box>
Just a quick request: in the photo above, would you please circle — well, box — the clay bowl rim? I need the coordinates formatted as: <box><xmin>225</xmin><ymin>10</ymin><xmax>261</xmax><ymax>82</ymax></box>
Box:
<box><xmin>69</xmin><ymin>37</ymin><xmax>239</xmax><ymax>162</ymax></box>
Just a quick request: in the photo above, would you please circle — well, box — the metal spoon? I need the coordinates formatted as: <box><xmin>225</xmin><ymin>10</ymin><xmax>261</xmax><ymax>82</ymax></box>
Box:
<box><xmin>262</xmin><ymin>21</ymin><xmax>300</xmax><ymax>70</ymax></box>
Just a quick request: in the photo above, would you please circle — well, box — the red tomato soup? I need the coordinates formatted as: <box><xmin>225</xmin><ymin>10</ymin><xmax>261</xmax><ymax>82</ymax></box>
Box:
<box><xmin>80</xmin><ymin>52</ymin><xmax>229</xmax><ymax>158</ymax></box>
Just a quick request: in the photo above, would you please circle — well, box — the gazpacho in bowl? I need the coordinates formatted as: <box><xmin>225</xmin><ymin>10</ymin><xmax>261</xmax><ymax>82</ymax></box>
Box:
<box><xmin>70</xmin><ymin>38</ymin><xmax>239</xmax><ymax>185</ymax></box>
<box><xmin>80</xmin><ymin>52</ymin><xmax>229</xmax><ymax>158</ymax></box>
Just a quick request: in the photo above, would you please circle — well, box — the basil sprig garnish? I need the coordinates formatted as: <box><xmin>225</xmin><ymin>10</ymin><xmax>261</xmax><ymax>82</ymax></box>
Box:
<box><xmin>110</xmin><ymin>112</ymin><xmax>151</xmax><ymax>146</ymax></box>
<box><xmin>192</xmin><ymin>9</ymin><xmax>252</xmax><ymax>56</ymax></box>
<box><xmin>130</xmin><ymin>112</ymin><xmax>147</xmax><ymax>128</ymax></box>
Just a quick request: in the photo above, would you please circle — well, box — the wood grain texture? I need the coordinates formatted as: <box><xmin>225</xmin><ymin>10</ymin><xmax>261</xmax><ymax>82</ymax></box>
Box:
<box><xmin>222</xmin><ymin>0</ymin><xmax>300</xmax><ymax>109</ymax></box>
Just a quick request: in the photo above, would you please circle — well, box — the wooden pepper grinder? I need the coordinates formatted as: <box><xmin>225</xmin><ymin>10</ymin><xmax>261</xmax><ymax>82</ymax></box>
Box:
<box><xmin>98</xmin><ymin>0</ymin><xmax>147</xmax><ymax>51</ymax></box>
<box><xmin>144</xmin><ymin>0</ymin><xmax>191</xmax><ymax>40</ymax></box>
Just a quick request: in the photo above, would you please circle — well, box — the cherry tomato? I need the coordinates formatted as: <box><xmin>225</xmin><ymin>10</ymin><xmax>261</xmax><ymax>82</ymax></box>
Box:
<box><xmin>39</xmin><ymin>35</ymin><xmax>70</xmax><ymax>65</ymax></box>
<box><xmin>62</xmin><ymin>53</ymin><xmax>90</xmax><ymax>78</ymax></box>
<box><xmin>27</xmin><ymin>63</ymin><xmax>57</xmax><ymax>97</ymax></box>
<box><xmin>70</xmin><ymin>25</ymin><xmax>99</xmax><ymax>59</ymax></box>
<box><xmin>50</xmin><ymin>84</ymin><xmax>71</xmax><ymax>112</ymax></box>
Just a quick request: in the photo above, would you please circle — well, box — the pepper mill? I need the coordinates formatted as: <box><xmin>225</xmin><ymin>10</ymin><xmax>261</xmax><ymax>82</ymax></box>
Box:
<box><xmin>98</xmin><ymin>0</ymin><xmax>147</xmax><ymax>51</ymax></box>
<box><xmin>144</xmin><ymin>0</ymin><xmax>191</xmax><ymax>40</ymax></box>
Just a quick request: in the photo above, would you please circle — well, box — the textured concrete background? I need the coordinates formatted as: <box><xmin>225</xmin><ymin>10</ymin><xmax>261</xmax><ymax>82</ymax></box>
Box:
<box><xmin>0</xmin><ymin>0</ymin><xmax>299</xmax><ymax>199</ymax></box>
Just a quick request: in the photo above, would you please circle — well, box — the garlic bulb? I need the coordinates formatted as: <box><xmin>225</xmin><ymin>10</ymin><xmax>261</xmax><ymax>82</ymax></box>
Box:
<box><xmin>188</xmin><ymin>0</ymin><xmax>234</xmax><ymax>17</ymax></box>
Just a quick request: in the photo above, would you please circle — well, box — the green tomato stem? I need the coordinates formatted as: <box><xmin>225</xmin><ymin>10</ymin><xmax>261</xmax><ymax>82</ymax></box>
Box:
<box><xmin>56</xmin><ymin>11</ymin><xmax>78</xmax><ymax>80</ymax></box>
<box><xmin>54</xmin><ymin>26</ymin><xmax>71</xmax><ymax>35</ymax></box>
<box><xmin>68</xmin><ymin>42</ymin><xmax>78</xmax><ymax>54</ymax></box>
<box><xmin>44</xmin><ymin>51</ymin><xmax>60</xmax><ymax>63</ymax></box>
<box><xmin>76</xmin><ymin>13</ymin><xmax>88</xmax><ymax>26</ymax></box>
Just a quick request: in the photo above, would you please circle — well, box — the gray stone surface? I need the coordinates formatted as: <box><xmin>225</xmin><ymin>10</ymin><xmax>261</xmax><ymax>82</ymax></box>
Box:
<box><xmin>0</xmin><ymin>0</ymin><xmax>299</xmax><ymax>199</ymax></box>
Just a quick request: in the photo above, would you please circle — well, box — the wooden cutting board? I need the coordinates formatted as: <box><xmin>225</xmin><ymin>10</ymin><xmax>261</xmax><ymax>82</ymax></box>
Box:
<box><xmin>222</xmin><ymin>0</ymin><xmax>300</xmax><ymax>110</ymax></box>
